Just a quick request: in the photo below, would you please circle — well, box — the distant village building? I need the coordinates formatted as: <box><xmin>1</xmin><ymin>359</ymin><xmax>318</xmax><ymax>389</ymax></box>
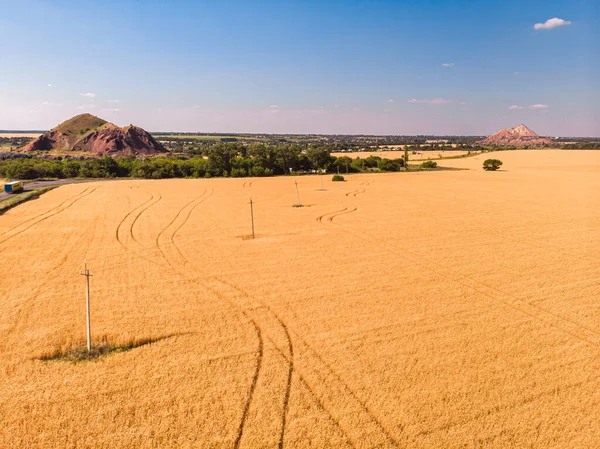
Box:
<box><xmin>425</xmin><ymin>139</ymin><xmax>449</xmax><ymax>144</ymax></box>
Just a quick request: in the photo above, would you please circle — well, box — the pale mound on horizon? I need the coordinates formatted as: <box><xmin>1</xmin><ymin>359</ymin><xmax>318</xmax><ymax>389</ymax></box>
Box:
<box><xmin>480</xmin><ymin>124</ymin><xmax>553</xmax><ymax>146</ymax></box>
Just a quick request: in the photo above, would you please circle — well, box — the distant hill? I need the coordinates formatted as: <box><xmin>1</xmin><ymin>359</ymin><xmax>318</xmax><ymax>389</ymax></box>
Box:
<box><xmin>480</xmin><ymin>124</ymin><xmax>553</xmax><ymax>146</ymax></box>
<box><xmin>21</xmin><ymin>114</ymin><xmax>166</xmax><ymax>156</ymax></box>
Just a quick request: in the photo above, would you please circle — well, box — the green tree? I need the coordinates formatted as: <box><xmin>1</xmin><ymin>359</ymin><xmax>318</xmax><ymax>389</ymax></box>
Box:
<box><xmin>483</xmin><ymin>159</ymin><xmax>503</xmax><ymax>171</ymax></box>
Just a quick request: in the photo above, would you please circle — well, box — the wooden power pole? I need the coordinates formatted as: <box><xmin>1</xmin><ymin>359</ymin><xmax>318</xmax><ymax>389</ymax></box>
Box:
<box><xmin>294</xmin><ymin>181</ymin><xmax>302</xmax><ymax>206</ymax></box>
<box><xmin>79</xmin><ymin>260</ymin><xmax>93</xmax><ymax>351</ymax></box>
<box><xmin>249</xmin><ymin>198</ymin><xmax>255</xmax><ymax>239</ymax></box>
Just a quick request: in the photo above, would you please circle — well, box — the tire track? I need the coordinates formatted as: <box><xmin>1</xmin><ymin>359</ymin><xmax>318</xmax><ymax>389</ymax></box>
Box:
<box><xmin>0</xmin><ymin>187</ymin><xmax>104</xmax><ymax>337</ymax></box>
<box><xmin>154</xmin><ymin>189</ymin><xmax>207</xmax><ymax>261</ymax></box>
<box><xmin>209</xmin><ymin>277</ymin><xmax>295</xmax><ymax>449</ymax></box>
<box><xmin>0</xmin><ymin>186</ymin><xmax>99</xmax><ymax>247</ymax></box>
<box><xmin>152</xmin><ymin>190</ymin><xmax>270</xmax><ymax>446</ymax></box>
<box><xmin>211</xmin><ymin>277</ymin><xmax>399</xmax><ymax>448</ymax></box>
<box><xmin>115</xmin><ymin>192</ymin><xmax>171</xmax><ymax>271</ymax></box>
<box><xmin>316</xmin><ymin>206</ymin><xmax>358</xmax><ymax>223</ymax></box>
<box><xmin>0</xmin><ymin>187</ymin><xmax>92</xmax><ymax>237</ymax></box>
<box><xmin>115</xmin><ymin>193</ymin><xmax>155</xmax><ymax>249</ymax></box>
<box><xmin>316</xmin><ymin>207</ymin><xmax>347</xmax><ymax>223</ymax></box>
<box><xmin>328</xmin><ymin>206</ymin><xmax>357</xmax><ymax>222</ymax></box>
<box><xmin>130</xmin><ymin>194</ymin><xmax>162</xmax><ymax>245</ymax></box>
<box><xmin>345</xmin><ymin>188</ymin><xmax>366</xmax><ymax>197</ymax></box>
<box><xmin>155</xmin><ymin>190</ymin><xmax>297</xmax><ymax>448</ymax></box>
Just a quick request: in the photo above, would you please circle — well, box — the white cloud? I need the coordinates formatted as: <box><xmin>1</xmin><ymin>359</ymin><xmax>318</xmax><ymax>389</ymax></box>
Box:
<box><xmin>41</xmin><ymin>101</ymin><xmax>62</xmax><ymax>106</ymax></box>
<box><xmin>442</xmin><ymin>63</ymin><xmax>454</xmax><ymax>67</ymax></box>
<box><xmin>534</xmin><ymin>18</ymin><xmax>571</xmax><ymax>30</ymax></box>
<box><xmin>76</xmin><ymin>104</ymin><xmax>97</xmax><ymax>110</ymax></box>
<box><xmin>105</xmin><ymin>99</ymin><xmax>120</xmax><ymax>103</ymax></box>
<box><xmin>80</xmin><ymin>92</ymin><xmax>96</xmax><ymax>98</ymax></box>
<box><xmin>509</xmin><ymin>104</ymin><xmax>549</xmax><ymax>110</ymax></box>
<box><xmin>47</xmin><ymin>83</ymin><xmax>53</xmax><ymax>88</ymax></box>
<box><xmin>408</xmin><ymin>97</ymin><xmax>453</xmax><ymax>105</ymax></box>
<box><xmin>103</xmin><ymin>108</ymin><xmax>120</xmax><ymax>112</ymax></box>
<box><xmin>268</xmin><ymin>104</ymin><xmax>280</xmax><ymax>108</ymax></box>
<box><xmin>29</xmin><ymin>109</ymin><xmax>39</xmax><ymax>113</ymax></box>
<box><xmin>387</xmin><ymin>98</ymin><xmax>395</xmax><ymax>103</ymax></box>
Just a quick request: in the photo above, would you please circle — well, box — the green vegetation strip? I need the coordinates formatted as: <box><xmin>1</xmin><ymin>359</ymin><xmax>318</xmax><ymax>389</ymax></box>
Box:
<box><xmin>0</xmin><ymin>186</ymin><xmax>57</xmax><ymax>215</ymax></box>
<box><xmin>39</xmin><ymin>336</ymin><xmax>177</xmax><ymax>362</ymax></box>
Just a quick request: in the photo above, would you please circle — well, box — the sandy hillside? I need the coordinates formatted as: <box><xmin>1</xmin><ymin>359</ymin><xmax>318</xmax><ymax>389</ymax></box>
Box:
<box><xmin>1</xmin><ymin>150</ymin><xmax>600</xmax><ymax>447</ymax></box>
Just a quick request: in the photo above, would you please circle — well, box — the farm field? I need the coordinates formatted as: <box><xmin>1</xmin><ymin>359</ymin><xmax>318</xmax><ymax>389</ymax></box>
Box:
<box><xmin>332</xmin><ymin>150</ymin><xmax>477</xmax><ymax>161</ymax></box>
<box><xmin>1</xmin><ymin>150</ymin><xmax>600</xmax><ymax>447</ymax></box>
<box><xmin>0</xmin><ymin>133</ymin><xmax>41</xmax><ymax>138</ymax></box>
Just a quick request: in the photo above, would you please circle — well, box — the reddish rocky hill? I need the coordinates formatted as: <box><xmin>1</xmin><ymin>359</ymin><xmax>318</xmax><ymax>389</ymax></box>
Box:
<box><xmin>480</xmin><ymin>124</ymin><xmax>553</xmax><ymax>146</ymax></box>
<box><xmin>21</xmin><ymin>114</ymin><xmax>166</xmax><ymax>156</ymax></box>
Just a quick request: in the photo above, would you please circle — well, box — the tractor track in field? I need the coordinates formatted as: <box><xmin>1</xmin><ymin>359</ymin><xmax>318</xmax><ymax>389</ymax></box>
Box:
<box><xmin>209</xmin><ymin>277</ymin><xmax>295</xmax><ymax>449</ymax></box>
<box><xmin>0</xmin><ymin>187</ymin><xmax>90</xmax><ymax>237</ymax></box>
<box><xmin>154</xmin><ymin>189</ymin><xmax>208</xmax><ymax>261</ymax></box>
<box><xmin>242</xmin><ymin>180</ymin><xmax>253</xmax><ymax>188</ymax></box>
<box><xmin>345</xmin><ymin>188</ymin><xmax>366</xmax><ymax>197</ymax></box>
<box><xmin>129</xmin><ymin>194</ymin><xmax>162</xmax><ymax>245</ymax></box>
<box><xmin>330</xmin><ymin>219</ymin><xmax>600</xmax><ymax>349</ymax></box>
<box><xmin>316</xmin><ymin>206</ymin><xmax>358</xmax><ymax>223</ymax></box>
<box><xmin>166</xmin><ymin>188</ymin><xmax>214</xmax><ymax>263</ymax></box>
<box><xmin>115</xmin><ymin>193</ymin><xmax>156</xmax><ymax>250</ymax></box>
<box><xmin>211</xmin><ymin>276</ymin><xmax>399</xmax><ymax>448</ymax></box>
<box><xmin>153</xmin><ymin>189</ymin><xmax>301</xmax><ymax>448</ymax></box>
<box><xmin>115</xmin><ymin>192</ymin><xmax>171</xmax><ymax>270</ymax></box>
<box><xmin>0</xmin><ymin>186</ymin><xmax>99</xmax><ymax>248</ymax></box>
<box><xmin>151</xmin><ymin>189</ymin><xmax>270</xmax><ymax>447</ymax></box>
<box><xmin>0</xmin><ymin>193</ymin><xmax>104</xmax><ymax>337</ymax></box>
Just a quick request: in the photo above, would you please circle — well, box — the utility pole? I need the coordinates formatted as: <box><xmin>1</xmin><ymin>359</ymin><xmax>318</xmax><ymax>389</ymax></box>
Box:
<box><xmin>79</xmin><ymin>260</ymin><xmax>93</xmax><ymax>351</ymax></box>
<box><xmin>294</xmin><ymin>180</ymin><xmax>302</xmax><ymax>206</ymax></box>
<box><xmin>249</xmin><ymin>198</ymin><xmax>255</xmax><ymax>239</ymax></box>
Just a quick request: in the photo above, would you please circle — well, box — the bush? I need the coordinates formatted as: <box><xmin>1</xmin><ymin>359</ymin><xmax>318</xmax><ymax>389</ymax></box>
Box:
<box><xmin>483</xmin><ymin>159</ymin><xmax>503</xmax><ymax>171</ymax></box>
<box><xmin>421</xmin><ymin>160</ymin><xmax>437</xmax><ymax>169</ymax></box>
<box><xmin>378</xmin><ymin>158</ymin><xmax>404</xmax><ymax>172</ymax></box>
<box><xmin>332</xmin><ymin>174</ymin><xmax>345</xmax><ymax>182</ymax></box>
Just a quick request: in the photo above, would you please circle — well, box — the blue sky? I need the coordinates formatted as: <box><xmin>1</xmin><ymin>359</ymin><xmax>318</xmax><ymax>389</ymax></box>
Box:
<box><xmin>0</xmin><ymin>0</ymin><xmax>598</xmax><ymax>135</ymax></box>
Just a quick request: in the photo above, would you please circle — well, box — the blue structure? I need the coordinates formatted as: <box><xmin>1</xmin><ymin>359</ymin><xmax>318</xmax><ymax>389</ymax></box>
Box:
<box><xmin>4</xmin><ymin>181</ymin><xmax>23</xmax><ymax>194</ymax></box>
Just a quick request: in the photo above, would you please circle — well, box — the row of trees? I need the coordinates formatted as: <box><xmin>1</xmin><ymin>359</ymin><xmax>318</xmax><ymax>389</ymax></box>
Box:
<box><xmin>0</xmin><ymin>144</ymin><xmax>408</xmax><ymax>180</ymax></box>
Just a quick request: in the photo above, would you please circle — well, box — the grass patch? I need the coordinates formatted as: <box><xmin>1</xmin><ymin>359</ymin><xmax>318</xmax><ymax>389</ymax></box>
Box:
<box><xmin>38</xmin><ymin>335</ymin><xmax>179</xmax><ymax>363</ymax></box>
<box><xmin>0</xmin><ymin>186</ymin><xmax>57</xmax><ymax>215</ymax></box>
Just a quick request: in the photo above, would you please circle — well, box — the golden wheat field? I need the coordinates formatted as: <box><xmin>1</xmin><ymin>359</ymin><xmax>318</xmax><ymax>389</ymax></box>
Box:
<box><xmin>0</xmin><ymin>133</ymin><xmax>40</xmax><ymax>138</ymax></box>
<box><xmin>1</xmin><ymin>150</ymin><xmax>600</xmax><ymax>448</ymax></box>
<box><xmin>331</xmin><ymin>150</ymin><xmax>476</xmax><ymax>161</ymax></box>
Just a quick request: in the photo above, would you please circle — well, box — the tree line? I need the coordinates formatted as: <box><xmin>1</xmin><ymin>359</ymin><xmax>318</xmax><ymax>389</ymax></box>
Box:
<box><xmin>0</xmin><ymin>143</ymin><xmax>407</xmax><ymax>180</ymax></box>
